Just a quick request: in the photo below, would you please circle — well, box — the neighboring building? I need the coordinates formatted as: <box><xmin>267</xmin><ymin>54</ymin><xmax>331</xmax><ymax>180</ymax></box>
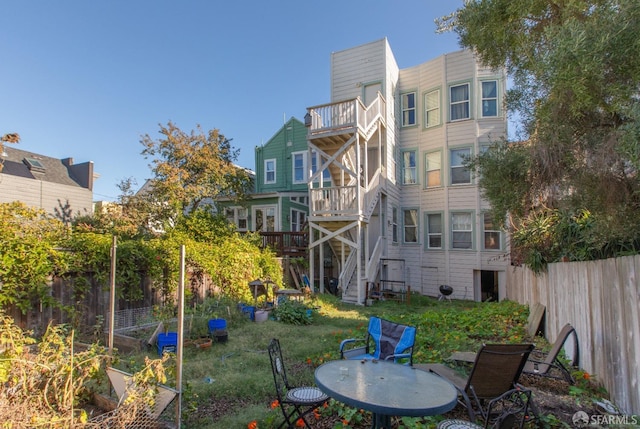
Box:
<box><xmin>306</xmin><ymin>38</ymin><xmax>509</xmax><ymax>304</ymax></box>
<box><xmin>0</xmin><ymin>145</ymin><xmax>95</xmax><ymax>218</ymax></box>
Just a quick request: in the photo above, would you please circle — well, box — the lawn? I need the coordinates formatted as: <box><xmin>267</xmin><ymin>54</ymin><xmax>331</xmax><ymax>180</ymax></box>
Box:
<box><xmin>103</xmin><ymin>293</ymin><xmax>600</xmax><ymax>428</ymax></box>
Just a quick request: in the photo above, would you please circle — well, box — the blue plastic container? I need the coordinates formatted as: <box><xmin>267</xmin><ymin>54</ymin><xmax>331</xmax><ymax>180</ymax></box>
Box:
<box><xmin>157</xmin><ymin>332</ymin><xmax>178</xmax><ymax>356</ymax></box>
<box><xmin>208</xmin><ymin>318</ymin><xmax>227</xmax><ymax>333</ymax></box>
<box><xmin>241</xmin><ymin>305</ymin><xmax>255</xmax><ymax>321</ymax></box>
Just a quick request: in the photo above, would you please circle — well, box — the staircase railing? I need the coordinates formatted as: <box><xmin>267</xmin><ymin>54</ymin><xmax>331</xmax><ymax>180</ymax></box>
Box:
<box><xmin>365</xmin><ymin>236</ymin><xmax>385</xmax><ymax>283</ymax></box>
<box><xmin>339</xmin><ymin>248</ymin><xmax>358</xmax><ymax>294</ymax></box>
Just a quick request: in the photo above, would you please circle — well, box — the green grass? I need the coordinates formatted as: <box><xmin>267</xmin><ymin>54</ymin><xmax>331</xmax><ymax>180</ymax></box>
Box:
<box><xmin>110</xmin><ymin>294</ymin><xmax>530</xmax><ymax>428</ymax></box>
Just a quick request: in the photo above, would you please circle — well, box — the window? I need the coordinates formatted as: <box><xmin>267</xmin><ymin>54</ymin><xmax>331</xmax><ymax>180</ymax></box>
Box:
<box><xmin>291</xmin><ymin>209</ymin><xmax>306</xmax><ymax>232</ymax></box>
<box><xmin>424</xmin><ymin>89</ymin><xmax>440</xmax><ymax>128</ymax></box>
<box><xmin>265</xmin><ymin>159</ymin><xmax>276</xmax><ymax>184</ymax></box>
<box><xmin>450</xmin><ymin>83</ymin><xmax>470</xmax><ymax>121</ymax></box>
<box><xmin>481</xmin><ymin>80</ymin><xmax>498</xmax><ymax>117</ymax></box>
<box><xmin>392</xmin><ymin>207</ymin><xmax>398</xmax><ymax>243</ymax></box>
<box><xmin>402</xmin><ymin>150</ymin><xmax>417</xmax><ymax>185</ymax></box>
<box><xmin>451</xmin><ymin>212</ymin><xmax>473</xmax><ymax>249</ymax></box>
<box><xmin>292</xmin><ymin>152</ymin><xmax>306</xmax><ymax>184</ymax></box>
<box><xmin>401</xmin><ymin>92</ymin><xmax>416</xmax><ymax>126</ymax></box>
<box><xmin>290</xmin><ymin>196</ymin><xmax>308</xmax><ymax>205</ymax></box>
<box><xmin>450</xmin><ymin>148</ymin><xmax>471</xmax><ymax>185</ymax></box>
<box><xmin>425</xmin><ymin>151</ymin><xmax>441</xmax><ymax>188</ymax></box>
<box><xmin>225</xmin><ymin>207</ymin><xmax>248</xmax><ymax>231</ymax></box>
<box><xmin>483</xmin><ymin>212</ymin><xmax>501</xmax><ymax>250</ymax></box>
<box><xmin>403</xmin><ymin>209</ymin><xmax>418</xmax><ymax>243</ymax></box>
<box><xmin>426</xmin><ymin>213</ymin><xmax>442</xmax><ymax>249</ymax></box>
<box><xmin>311</xmin><ymin>150</ymin><xmax>330</xmax><ymax>181</ymax></box>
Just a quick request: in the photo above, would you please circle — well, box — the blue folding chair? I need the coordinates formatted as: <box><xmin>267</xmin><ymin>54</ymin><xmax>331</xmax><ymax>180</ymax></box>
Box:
<box><xmin>339</xmin><ymin>316</ymin><xmax>417</xmax><ymax>365</ymax></box>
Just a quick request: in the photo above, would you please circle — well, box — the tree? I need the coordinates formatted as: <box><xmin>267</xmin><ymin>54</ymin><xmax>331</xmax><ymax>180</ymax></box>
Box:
<box><xmin>140</xmin><ymin>122</ymin><xmax>252</xmax><ymax>222</ymax></box>
<box><xmin>443</xmin><ymin>0</ymin><xmax>640</xmax><ymax>269</ymax></box>
<box><xmin>0</xmin><ymin>133</ymin><xmax>20</xmax><ymax>172</ymax></box>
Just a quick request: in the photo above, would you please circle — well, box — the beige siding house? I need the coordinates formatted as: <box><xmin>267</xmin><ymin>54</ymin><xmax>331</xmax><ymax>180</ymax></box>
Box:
<box><xmin>307</xmin><ymin>38</ymin><xmax>508</xmax><ymax>303</ymax></box>
<box><xmin>0</xmin><ymin>146</ymin><xmax>95</xmax><ymax>218</ymax></box>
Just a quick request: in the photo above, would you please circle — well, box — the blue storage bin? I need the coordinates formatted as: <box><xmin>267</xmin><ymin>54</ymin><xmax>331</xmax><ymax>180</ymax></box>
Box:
<box><xmin>157</xmin><ymin>332</ymin><xmax>178</xmax><ymax>356</ymax></box>
<box><xmin>241</xmin><ymin>305</ymin><xmax>255</xmax><ymax>321</ymax></box>
<box><xmin>208</xmin><ymin>318</ymin><xmax>227</xmax><ymax>333</ymax></box>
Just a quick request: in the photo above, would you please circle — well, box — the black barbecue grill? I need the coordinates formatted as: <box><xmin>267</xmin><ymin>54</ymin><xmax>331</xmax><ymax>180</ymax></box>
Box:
<box><xmin>438</xmin><ymin>285</ymin><xmax>453</xmax><ymax>302</ymax></box>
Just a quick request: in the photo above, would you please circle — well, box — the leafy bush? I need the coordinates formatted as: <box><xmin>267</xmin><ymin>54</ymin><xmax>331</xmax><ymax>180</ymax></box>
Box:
<box><xmin>271</xmin><ymin>299</ymin><xmax>312</xmax><ymax>325</ymax></box>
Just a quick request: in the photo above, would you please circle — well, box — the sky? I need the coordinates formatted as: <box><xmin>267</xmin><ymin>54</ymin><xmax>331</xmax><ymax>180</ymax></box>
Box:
<box><xmin>1</xmin><ymin>1</ymin><xmax>464</xmax><ymax>202</ymax></box>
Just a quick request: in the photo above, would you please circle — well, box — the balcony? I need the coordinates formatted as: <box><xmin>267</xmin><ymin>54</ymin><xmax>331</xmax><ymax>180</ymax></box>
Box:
<box><xmin>259</xmin><ymin>231</ymin><xmax>308</xmax><ymax>257</ymax></box>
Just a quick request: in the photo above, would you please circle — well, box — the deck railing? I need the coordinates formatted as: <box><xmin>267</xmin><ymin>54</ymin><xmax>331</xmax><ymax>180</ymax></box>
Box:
<box><xmin>310</xmin><ymin>185</ymin><xmax>360</xmax><ymax>216</ymax></box>
<box><xmin>258</xmin><ymin>231</ymin><xmax>308</xmax><ymax>257</ymax></box>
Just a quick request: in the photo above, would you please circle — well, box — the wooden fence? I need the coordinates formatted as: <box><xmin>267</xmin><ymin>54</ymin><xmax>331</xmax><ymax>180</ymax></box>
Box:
<box><xmin>506</xmin><ymin>255</ymin><xmax>640</xmax><ymax>415</ymax></box>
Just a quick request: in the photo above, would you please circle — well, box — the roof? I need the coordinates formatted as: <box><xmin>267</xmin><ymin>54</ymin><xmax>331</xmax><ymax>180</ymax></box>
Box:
<box><xmin>0</xmin><ymin>145</ymin><xmax>91</xmax><ymax>188</ymax></box>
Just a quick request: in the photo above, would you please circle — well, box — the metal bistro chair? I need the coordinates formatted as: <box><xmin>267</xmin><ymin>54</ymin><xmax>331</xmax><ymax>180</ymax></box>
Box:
<box><xmin>416</xmin><ymin>343</ymin><xmax>535</xmax><ymax>428</ymax></box>
<box><xmin>267</xmin><ymin>338</ymin><xmax>328</xmax><ymax>428</ymax></box>
<box><xmin>339</xmin><ymin>316</ymin><xmax>417</xmax><ymax>365</ymax></box>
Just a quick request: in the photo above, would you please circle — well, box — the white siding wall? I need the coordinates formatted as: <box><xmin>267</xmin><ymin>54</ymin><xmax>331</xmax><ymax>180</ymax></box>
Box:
<box><xmin>0</xmin><ymin>174</ymin><xmax>93</xmax><ymax>217</ymax></box>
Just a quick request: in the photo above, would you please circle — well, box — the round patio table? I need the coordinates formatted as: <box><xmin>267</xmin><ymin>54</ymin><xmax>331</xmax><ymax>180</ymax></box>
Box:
<box><xmin>314</xmin><ymin>359</ymin><xmax>457</xmax><ymax>429</ymax></box>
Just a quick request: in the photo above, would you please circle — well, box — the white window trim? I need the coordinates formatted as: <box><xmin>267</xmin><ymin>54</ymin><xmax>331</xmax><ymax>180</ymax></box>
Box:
<box><xmin>425</xmin><ymin>150</ymin><xmax>442</xmax><ymax>189</ymax></box>
<box><xmin>391</xmin><ymin>207</ymin><xmax>398</xmax><ymax>244</ymax></box>
<box><xmin>402</xmin><ymin>208</ymin><xmax>419</xmax><ymax>244</ymax></box>
<box><xmin>291</xmin><ymin>151</ymin><xmax>307</xmax><ymax>184</ymax></box>
<box><xmin>425</xmin><ymin>212</ymin><xmax>443</xmax><ymax>250</ymax></box>
<box><xmin>482</xmin><ymin>212</ymin><xmax>502</xmax><ymax>250</ymax></box>
<box><xmin>451</xmin><ymin>211</ymin><xmax>474</xmax><ymax>250</ymax></box>
<box><xmin>264</xmin><ymin>158</ymin><xmax>276</xmax><ymax>184</ymax></box>
<box><xmin>450</xmin><ymin>147</ymin><xmax>472</xmax><ymax>185</ymax></box>
<box><xmin>402</xmin><ymin>150</ymin><xmax>418</xmax><ymax>185</ymax></box>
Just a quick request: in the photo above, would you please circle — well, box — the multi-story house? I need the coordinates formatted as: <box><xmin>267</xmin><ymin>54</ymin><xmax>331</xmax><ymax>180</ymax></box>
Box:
<box><xmin>306</xmin><ymin>38</ymin><xmax>508</xmax><ymax>304</ymax></box>
<box><xmin>0</xmin><ymin>145</ymin><xmax>95</xmax><ymax>218</ymax></box>
<box><xmin>221</xmin><ymin>117</ymin><xmax>331</xmax><ymax>259</ymax></box>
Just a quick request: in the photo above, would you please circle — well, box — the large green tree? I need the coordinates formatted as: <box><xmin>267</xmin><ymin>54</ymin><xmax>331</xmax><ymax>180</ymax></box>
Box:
<box><xmin>443</xmin><ymin>0</ymin><xmax>640</xmax><ymax>269</ymax></box>
<box><xmin>140</xmin><ymin>122</ymin><xmax>252</xmax><ymax>223</ymax></box>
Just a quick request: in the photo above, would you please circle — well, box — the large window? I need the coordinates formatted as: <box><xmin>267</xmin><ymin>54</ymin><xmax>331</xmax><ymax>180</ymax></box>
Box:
<box><xmin>401</xmin><ymin>92</ymin><xmax>416</xmax><ymax>126</ymax></box>
<box><xmin>481</xmin><ymin>80</ymin><xmax>498</xmax><ymax>117</ymax></box>
<box><xmin>451</xmin><ymin>212</ymin><xmax>473</xmax><ymax>249</ymax></box>
<box><xmin>402</xmin><ymin>150</ymin><xmax>417</xmax><ymax>185</ymax></box>
<box><xmin>265</xmin><ymin>159</ymin><xmax>276</xmax><ymax>184</ymax></box>
<box><xmin>425</xmin><ymin>151</ymin><xmax>442</xmax><ymax>188</ymax></box>
<box><xmin>450</xmin><ymin>83</ymin><xmax>470</xmax><ymax>121</ymax></box>
<box><xmin>311</xmin><ymin>150</ymin><xmax>330</xmax><ymax>181</ymax></box>
<box><xmin>403</xmin><ymin>209</ymin><xmax>418</xmax><ymax>243</ymax></box>
<box><xmin>225</xmin><ymin>207</ymin><xmax>248</xmax><ymax>231</ymax></box>
<box><xmin>426</xmin><ymin>213</ymin><xmax>443</xmax><ymax>249</ymax></box>
<box><xmin>483</xmin><ymin>212</ymin><xmax>501</xmax><ymax>250</ymax></box>
<box><xmin>424</xmin><ymin>89</ymin><xmax>440</xmax><ymax>128</ymax></box>
<box><xmin>450</xmin><ymin>148</ymin><xmax>471</xmax><ymax>185</ymax></box>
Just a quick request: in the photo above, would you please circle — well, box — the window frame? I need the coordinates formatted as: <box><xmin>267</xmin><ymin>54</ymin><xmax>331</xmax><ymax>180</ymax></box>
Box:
<box><xmin>291</xmin><ymin>151</ymin><xmax>307</xmax><ymax>184</ymax></box>
<box><xmin>449</xmin><ymin>82</ymin><xmax>471</xmax><ymax>122</ymax></box>
<box><xmin>424</xmin><ymin>150</ymin><xmax>442</xmax><ymax>188</ymax></box>
<box><xmin>391</xmin><ymin>207</ymin><xmax>398</xmax><ymax>244</ymax></box>
<box><xmin>264</xmin><ymin>158</ymin><xmax>276</xmax><ymax>184</ymax></box>
<box><xmin>401</xmin><ymin>91</ymin><xmax>417</xmax><ymax>127</ymax></box>
<box><xmin>311</xmin><ymin>150</ymin><xmax>330</xmax><ymax>181</ymax></box>
<box><xmin>482</xmin><ymin>212</ymin><xmax>502</xmax><ymax>250</ymax></box>
<box><xmin>290</xmin><ymin>209</ymin><xmax>307</xmax><ymax>232</ymax></box>
<box><xmin>451</xmin><ymin>211</ymin><xmax>474</xmax><ymax>250</ymax></box>
<box><xmin>425</xmin><ymin>212</ymin><xmax>443</xmax><ymax>250</ymax></box>
<box><xmin>480</xmin><ymin>79</ymin><xmax>499</xmax><ymax>118</ymax></box>
<box><xmin>402</xmin><ymin>208</ymin><xmax>419</xmax><ymax>244</ymax></box>
<box><xmin>450</xmin><ymin>147</ymin><xmax>472</xmax><ymax>185</ymax></box>
<box><xmin>401</xmin><ymin>149</ymin><xmax>418</xmax><ymax>185</ymax></box>
<box><xmin>424</xmin><ymin>88</ymin><xmax>441</xmax><ymax>129</ymax></box>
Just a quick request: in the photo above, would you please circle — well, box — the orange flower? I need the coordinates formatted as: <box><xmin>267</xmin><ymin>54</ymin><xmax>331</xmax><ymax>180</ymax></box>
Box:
<box><xmin>583</xmin><ymin>372</ymin><xmax>591</xmax><ymax>380</ymax></box>
<box><xmin>313</xmin><ymin>409</ymin><xmax>321</xmax><ymax>420</ymax></box>
<box><xmin>306</xmin><ymin>358</ymin><xmax>312</xmax><ymax>365</ymax></box>
<box><xmin>247</xmin><ymin>420</ymin><xmax>258</xmax><ymax>429</ymax></box>
<box><xmin>296</xmin><ymin>418</ymin><xmax>305</xmax><ymax>427</ymax></box>
<box><xmin>270</xmin><ymin>400</ymin><xmax>280</xmax><ymax>409</ymax></box>
<box><xmin>342</xmin><ymin>419</ymin><xmax>349</xmax><ymax>425</ymax></box>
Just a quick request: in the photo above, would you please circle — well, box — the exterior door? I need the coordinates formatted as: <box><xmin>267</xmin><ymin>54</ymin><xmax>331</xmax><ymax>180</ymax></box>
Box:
<box><xmin>253</xmin><ymin>205</ymin><xmax>277</xmax><ymax>232</ymax></box>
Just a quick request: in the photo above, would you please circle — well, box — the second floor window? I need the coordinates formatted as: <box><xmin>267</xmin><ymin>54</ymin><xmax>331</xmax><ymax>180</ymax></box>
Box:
<box><xmin>425</xmin><ymin>151</ymin><xmax>441</xmax><ymax>188</ymax></box>
<box><xmin>403</xmin><ymin>209</ymin><xmax>418</xmax><ymax>243</ymax></box>
<box><xmin>424</xmin><ymin>89</ymin><xmax>440</xmax><ymax>128</ymax></box>
<box><xmin>402</xmin><ymin>92</ymin><xmax>416</xmax><ymax>126</ymax></box>
<box><xmin>225</xmin><ymin>207</ymin><xmax>248</xmax><ymax>231</ymax></box>
<box><xmin>450</xmin><ymin>148</ymin><xmax>471</xmax><ymax>185</ymax></box>
<box><xmin>481</xmin><ymin>80</ymin><xmax>498</xmax><ymax>117</ymax></box>
<box><xmin>450</xmin><ymin>83</ymin><xmax>470</xmax><ymax>121</ymax></box>
<box><xmin>291</xmin><ymin>209</ymin><xmax>306</xmax><ymax>232</ymax></box>
<box><xmin>265</xmin><ymin>159</ymin><xmax>276</xmax><ymax>184</ymax></box>
<box><xmin>311</xmin><ymin>150</ymin><xmax>330</xmax><ymax>181</ymax></box>
<box><xmin>293</xmin><ymin>152</ymin><xmax>306</xmax><ymax>184</ymax></box>
<box><xmin>402</xmin><ymin>150</ymin><xmax>417</xmax><ymax>185</ymax></box>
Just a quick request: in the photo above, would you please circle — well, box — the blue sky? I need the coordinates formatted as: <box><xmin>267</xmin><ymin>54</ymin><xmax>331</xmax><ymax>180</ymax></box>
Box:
<box><xmin>1</xmin><ymin>1</ymin><xmax>464</xmax><ymax>202</ymax></box>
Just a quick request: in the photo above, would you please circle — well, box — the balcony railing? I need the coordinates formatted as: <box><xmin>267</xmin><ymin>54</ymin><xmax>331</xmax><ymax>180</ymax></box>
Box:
<box><xmin>310</xmin><ymin>185</ymin><xmax>361</xmax><ymax>216</ymax></box>
<box><xmin>259</xmin><ymin>231</ymin><xmax>308</xmax><ymax>257</ymax></box>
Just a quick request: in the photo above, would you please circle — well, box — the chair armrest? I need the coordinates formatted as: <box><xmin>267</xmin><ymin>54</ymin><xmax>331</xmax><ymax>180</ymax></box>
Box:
<box><xmin>383</xmin><ymin>352</ymin><xmax>413</xmax><ymax>365</ymax></box>
<box><xmin>339</xmin><ymin>338</ymin><xmax>366</xmax><ymax>359</ymax></box>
